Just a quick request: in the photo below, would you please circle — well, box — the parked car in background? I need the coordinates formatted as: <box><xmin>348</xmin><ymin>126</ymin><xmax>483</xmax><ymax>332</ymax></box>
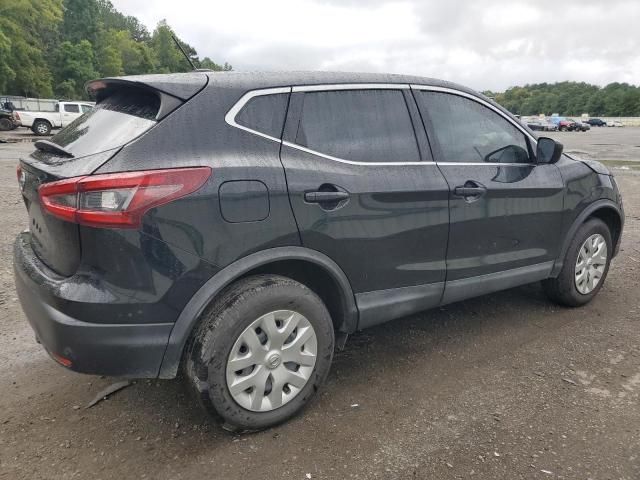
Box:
<box><xmin>549</xmin><ymin>117</ymin><xmax>578</xmax><ymax>131</ymax></box>
<box><xmin>569</xmin><ymin>119</ymin><xmax>590</xmax><ymax>132</ymax></box>
<box><xmin>0</xmin><ymin>108</ymin><xmax>19</xmax><ymax>131</ymax></box>
<box><xmin>585</xmin><ymin>118</ymin><xmax>607</xmax><ymax>127</ymax></box>
<box><xmin>14</xmin><ymin>71</ymin><xmax>624</xmax><ymax>431</ymax></box>
<box><xmin>607</xmin><ymin>120</ymin><xmax>624</xmax><ymax>127</ymax></box>
<box><xmin>525</xmin><ymin>119</ymin><xmax>558</xmax><ymax>132</ymax></box>
<box><xmin>16</xmin><ymin>101</ymin><xmax>94</xmax><ymax>135</ymax></box>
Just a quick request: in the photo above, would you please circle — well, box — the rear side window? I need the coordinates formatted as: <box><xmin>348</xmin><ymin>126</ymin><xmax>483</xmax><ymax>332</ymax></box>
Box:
<box><xmin>418</xmin><ymin>92</ymin><xmax>531</xmax><ymax>164</ymax></box>
<box><xmin>235</xmin><ymin>93</ymin><xmax>289</xmax><ymax>139</ymax></box>
<box><xmin>64</xmin><ymin>104</ymin><xmax>79</xmax><ymax>113</ymax></box>
<box><xmin>295</xmin><ymin>89</ymin><xmax>420</xmax><ymax>163</ymax></box>
<box><xmin>49</xmin><ymin>88</ymin><xmax>160</xmax><ymax>158</ymax></box>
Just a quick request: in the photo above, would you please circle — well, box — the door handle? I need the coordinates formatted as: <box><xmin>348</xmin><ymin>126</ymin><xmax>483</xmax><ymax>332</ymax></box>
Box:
<box><xmin>454</xmin><ymin>187</ymin><xmax>485</xmax><ymax>196</ymax></box>
<box><xmin>304</xmin><ymin>191</ymin><xmax>350</xmax><ymax>203</ymax></box>
<box><xmin>453</xmin><ymin>181</ymin><xmax>487</xmax><ymax>200</ymax></box>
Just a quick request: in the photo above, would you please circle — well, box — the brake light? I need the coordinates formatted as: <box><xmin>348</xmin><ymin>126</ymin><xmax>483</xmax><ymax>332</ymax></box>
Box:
<box><xmin>38</xmin><ymin>167</ymin><xmax>211</xmax><ymax>228</ymax></box>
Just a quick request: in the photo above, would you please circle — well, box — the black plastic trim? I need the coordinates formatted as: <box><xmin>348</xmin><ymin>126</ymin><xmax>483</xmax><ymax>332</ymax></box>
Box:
<box><xmin>550</xmin><ymin>199</ymin><xmax>624</xmax><ymax>276</ymax></box>
<box><xmin>158</xmin><ymin>246</ymin><xmax>358</xmax><ymax>379</ymax></box>
<box><xmin>356</xmin><ymin>282</ymin><xmax>444</xmax><ymax>329</ymax></box>
<box><xmin>441</xmin><ymin>261</ymin><xmax>554</xmax><ymax>305</ymax></box>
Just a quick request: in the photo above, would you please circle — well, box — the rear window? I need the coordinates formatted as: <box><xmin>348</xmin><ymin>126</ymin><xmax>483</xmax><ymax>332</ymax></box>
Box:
<box><xmin>235</xmin><ymin>93</ymin><xmax>289</xmax><ymax>139</ymax></box>
<box><xmin>49</xmin><ymin>89</ymin><xmax>160</xmax><ymax>158</ymax></box>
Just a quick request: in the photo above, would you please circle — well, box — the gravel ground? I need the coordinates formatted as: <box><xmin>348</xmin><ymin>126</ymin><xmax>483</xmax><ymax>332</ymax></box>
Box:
<box><xmin>0</xmin><ymin>128</ymin><xmax>639</xmax><ymax>479</ymax></box>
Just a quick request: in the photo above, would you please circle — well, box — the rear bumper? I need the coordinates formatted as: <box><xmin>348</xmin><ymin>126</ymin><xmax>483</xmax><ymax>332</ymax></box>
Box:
<box><xmin>13</xmin><ymin>233</ymin><xmax>173</xmax><ymax>377</ymax></box>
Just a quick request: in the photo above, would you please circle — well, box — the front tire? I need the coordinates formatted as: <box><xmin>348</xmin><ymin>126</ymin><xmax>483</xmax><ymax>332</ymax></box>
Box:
<box><xmin>543</xmin><ymin>218</ymin><xmax>612</xmax><ymax>307</ymax></box>
<box><xmin>184</xmin><ymin>275</ymin><xmax>335</xmax><ymax>431</ymax></box>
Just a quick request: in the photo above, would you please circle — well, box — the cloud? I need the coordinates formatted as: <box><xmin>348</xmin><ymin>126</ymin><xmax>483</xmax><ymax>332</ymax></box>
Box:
<box><xmin>111</xmin><ymin>0</ymin><xmax>640</xmax><ymax>91</ymax></box>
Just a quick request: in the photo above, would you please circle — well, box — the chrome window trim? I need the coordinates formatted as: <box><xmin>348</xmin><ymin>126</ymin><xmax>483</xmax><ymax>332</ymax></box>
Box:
<box><xmin>224</xmin><ymin>86</ymin><xmax>291</xmax><ymax>143</ymax></box>
<box><xmin>225</xmin><ymin>83</ymin><xmax>539</xmax><ymax>167</ymax></box>
<box><xmin>292</xmin><ymin>83</ymin><xmax>409</xmax><ymax>92</ymax></box>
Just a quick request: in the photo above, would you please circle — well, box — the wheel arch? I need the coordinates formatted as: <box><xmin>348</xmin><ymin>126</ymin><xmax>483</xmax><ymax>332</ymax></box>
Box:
<box><xmin>32</xmin><ymin>118</ymin><xmax>52</xmax><ymax>126</ymax></box>
<box><xmin>550</xmin><ymin>199</ymin><xmax>623</xmax><ymax>277</ymax></box>
<box><xmin>158</xmin><ymin>246</ymin><xmax>358</xmax><ymax>379</ymax></box>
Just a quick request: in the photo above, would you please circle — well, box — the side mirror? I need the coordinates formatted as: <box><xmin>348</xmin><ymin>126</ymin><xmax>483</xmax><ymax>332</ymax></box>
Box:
<box><xmin>536</xmin><ymin>137</ymin><xmax>563</xmax><ymax>164</ymax></box>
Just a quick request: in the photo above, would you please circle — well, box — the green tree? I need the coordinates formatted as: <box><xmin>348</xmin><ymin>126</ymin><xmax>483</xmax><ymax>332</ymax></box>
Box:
<box><xmin>96</xmin><ymin>0</ymin><xmax>149</xmax><ymax>42</ymax></box>
<box><xmin>0</xmin><ymin>0</ymin><xmax>230</xmax><ymax>97</ymax></box>
<box><xmin>200</xmin><ymin>57</ymin><xmax>233</xmax><ymax>71</ymax></box>
<box><xmin>492</xmin><ymin>81</ymin><xmax>640</xmax><ymax>116</ymax></box>
<box><xmin>151</xmin><ymin>20</ymin><xmax>198</xmax><ymax>72</ymax></box>
<box><xmin>0</xmin><ymin>0</ymin><xmax>63</xmax><ymax>96</ymax></box>
<box><xmin>53</xmin><ymin>40</ymin><xmax>99</xmax><ymax>98</ymax></box>
<box><xmin>62</xmin><ymin>0</ymin><xmax>100</xmax><ymax>44</ymax></box>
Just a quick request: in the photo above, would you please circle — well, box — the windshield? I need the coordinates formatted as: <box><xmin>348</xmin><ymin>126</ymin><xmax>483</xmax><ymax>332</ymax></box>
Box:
<box><xmin>49</xmin><ymin>89</ymin><xmax>159</xmax><ymax>158</ymax></box>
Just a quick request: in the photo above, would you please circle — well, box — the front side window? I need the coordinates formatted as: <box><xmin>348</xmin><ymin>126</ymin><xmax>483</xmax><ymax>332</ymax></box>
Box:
<box><xmin>295</xmin><ymin>89</ymin><xmax>420</xmax><ymax>163</ymax></box>
<box><xmin>418</xmin><ymin>92</ymin><xmax>531</xmax><ymax>164</ymax></box>
<box><xmin>81</xmin><ymin>104</ymin><xmax>93</xmax><ymax>113</ymax></box>
<box><xmin>64</xmin><ymin>104</ymin><xmax>80</xmax><ymax>113</ymax></box>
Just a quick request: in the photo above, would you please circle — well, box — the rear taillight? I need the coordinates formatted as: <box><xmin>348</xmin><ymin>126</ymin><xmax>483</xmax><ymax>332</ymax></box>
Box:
<box><xmin>38</xmin><ymin>167</ymin><xmax>211</xmax><ymax>228</ymax></box>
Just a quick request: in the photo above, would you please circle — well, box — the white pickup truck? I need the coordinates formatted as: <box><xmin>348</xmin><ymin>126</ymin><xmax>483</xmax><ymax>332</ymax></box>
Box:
<box><xmin>15</xmin><ymin>101</ymin><xmax>94</xmax><ymax>135</ymax></box>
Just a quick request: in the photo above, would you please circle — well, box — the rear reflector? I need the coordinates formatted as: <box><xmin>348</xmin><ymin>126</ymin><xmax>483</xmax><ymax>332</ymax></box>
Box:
<box><xmin>39</xmin><ymin>167</ymin><xmax>211</xmax><ymax>228</ymax></box>
<box><xmin>51</xmin><ymin>352</ymin><xmax>73</xmax><ymax>368</ymax></box>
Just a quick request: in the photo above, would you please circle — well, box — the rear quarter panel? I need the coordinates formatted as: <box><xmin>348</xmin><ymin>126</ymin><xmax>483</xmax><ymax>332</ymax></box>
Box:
<box><xmin>94</xmin><ymin>81</ymin><xmax>301</xmax><ymax>271</ymax></box>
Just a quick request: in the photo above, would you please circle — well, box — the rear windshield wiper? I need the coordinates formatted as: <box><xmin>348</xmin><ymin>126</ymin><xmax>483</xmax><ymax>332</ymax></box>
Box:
<box><xmin>34</xmin><ymin>140</ymin><xmax>74</xmax><ymax>158</ymax></box>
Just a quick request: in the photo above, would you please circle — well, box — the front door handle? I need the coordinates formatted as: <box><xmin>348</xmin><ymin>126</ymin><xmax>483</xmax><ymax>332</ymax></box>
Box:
<box><xmin>304</xmin><ymin>191</ymin><xmax>350</xmax><ymax>203</ymax></box>
<box><xmin>453</xmin><ymin>181</ymin><xmax>487</xmax><ymax>201</ymax></box>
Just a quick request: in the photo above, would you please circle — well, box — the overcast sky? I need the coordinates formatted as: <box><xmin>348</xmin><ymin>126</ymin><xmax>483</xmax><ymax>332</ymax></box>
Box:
<box><xmin>111</xmin><ymin>0</ymin><xmax>639</xmax><ymax>91</ymax></box>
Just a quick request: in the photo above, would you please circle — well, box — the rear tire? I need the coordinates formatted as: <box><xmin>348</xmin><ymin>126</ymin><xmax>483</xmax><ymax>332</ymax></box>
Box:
<box><xmin>32</xmin><ymin>120</ymin><xmax>51</xmax><ymax>136</ymax></box>
<box><xmin>543</xmin><ymin>218</ymin><xmax>612</xmax><ymax>307</ymax></box>
<box><xmin>184</xmin><ymin>274</ymin><xmax>335</xmax><ymax>431</ymax></box>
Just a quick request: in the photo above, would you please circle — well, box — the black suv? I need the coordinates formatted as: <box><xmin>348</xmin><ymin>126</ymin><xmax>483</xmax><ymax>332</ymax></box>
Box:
<box><xmin>585</xmin><ymin>118</ymin><xmax>607</xmax><ymax>127</ymax></box>
<box><xmin>14</xmin><ymin>72</ymin><xmax>624</xmax><ymax>430</ymax></box>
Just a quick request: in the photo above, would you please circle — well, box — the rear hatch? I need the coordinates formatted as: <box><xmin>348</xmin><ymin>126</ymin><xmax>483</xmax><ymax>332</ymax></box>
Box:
<box><xmin>18</xmin><ymin>73</ymin><xmax>208</xmax><ymax>276</ymax></box>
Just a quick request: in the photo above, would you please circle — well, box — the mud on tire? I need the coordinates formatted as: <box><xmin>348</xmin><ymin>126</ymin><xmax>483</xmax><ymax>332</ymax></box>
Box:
<box><xmin>183</xmin><ymin>274</ymin><xmax>335</xmax><ymax>431</ymax></box>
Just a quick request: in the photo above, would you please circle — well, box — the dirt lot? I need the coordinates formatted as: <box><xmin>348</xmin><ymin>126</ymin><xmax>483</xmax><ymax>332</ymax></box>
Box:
<box><xmin>0</xmin><ymin>128</ymin><xmax>639</xmax><ymax>479</ymax></box>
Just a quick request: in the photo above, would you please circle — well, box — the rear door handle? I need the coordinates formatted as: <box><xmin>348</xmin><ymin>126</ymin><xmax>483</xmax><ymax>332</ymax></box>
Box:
<box><xmin>304</xmin><ymin>191</ymin><xmax>350</xmax><ymax>203</ymax></box>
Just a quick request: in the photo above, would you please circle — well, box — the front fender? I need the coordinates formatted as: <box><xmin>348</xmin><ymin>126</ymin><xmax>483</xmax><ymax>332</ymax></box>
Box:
<box><xmin>550</xmin><ymin>199</ymin><xmax>624</xmax><ymax>277</ymax></box>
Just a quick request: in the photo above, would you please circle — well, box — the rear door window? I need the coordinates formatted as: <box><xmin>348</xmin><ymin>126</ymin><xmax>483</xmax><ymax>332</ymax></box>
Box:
<box><xmin>295</xmin><ymin>89</ymin><xmax>420</xmax><ymax>163</ymax></box>
<box><xmin>49</xmin><ymin>89</ymin><xmax>160</xmax><ymax>158</ymax></box>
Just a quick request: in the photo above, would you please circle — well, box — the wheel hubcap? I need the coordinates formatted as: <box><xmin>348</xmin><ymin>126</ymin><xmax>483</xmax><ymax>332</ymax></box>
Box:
<box><xmin>574</xmin><ymin>233</ymin><xmax>607</xmax><ymax>295</ymax></box>
<box><xmin>226</xmin><ymin>310</ymin><xmax>317</xmax><ymax>412</ymax></box>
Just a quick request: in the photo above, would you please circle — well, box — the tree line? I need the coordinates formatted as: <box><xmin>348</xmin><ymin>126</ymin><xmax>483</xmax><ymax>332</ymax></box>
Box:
<box><xmin>0</xmin><ymin>0</ymin><xmax>231</xmax><ymax>100</ymax></box>
<box><xmin>484</xmin><ymin>82</ymin><xmax>640</xmax><ymax>117</ymax></box>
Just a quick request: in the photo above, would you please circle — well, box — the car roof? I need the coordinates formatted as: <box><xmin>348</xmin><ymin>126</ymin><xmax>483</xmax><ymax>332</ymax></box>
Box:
<box><xmin>205</xmin><ymin>70</ymin><xmax>473</xmax><ymax>92</ymax></box>
<box><xmin>100</xmin><ymin>70</ymin><xmax>483</xmax><ymax>101</ymax></box>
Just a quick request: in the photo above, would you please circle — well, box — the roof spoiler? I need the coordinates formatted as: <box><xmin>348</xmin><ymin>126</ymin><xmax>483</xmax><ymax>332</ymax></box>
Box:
<box><xmin>85</xmin><ymin>73</ymin><xmax>209</xmax><ymax>120</ymax></box>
